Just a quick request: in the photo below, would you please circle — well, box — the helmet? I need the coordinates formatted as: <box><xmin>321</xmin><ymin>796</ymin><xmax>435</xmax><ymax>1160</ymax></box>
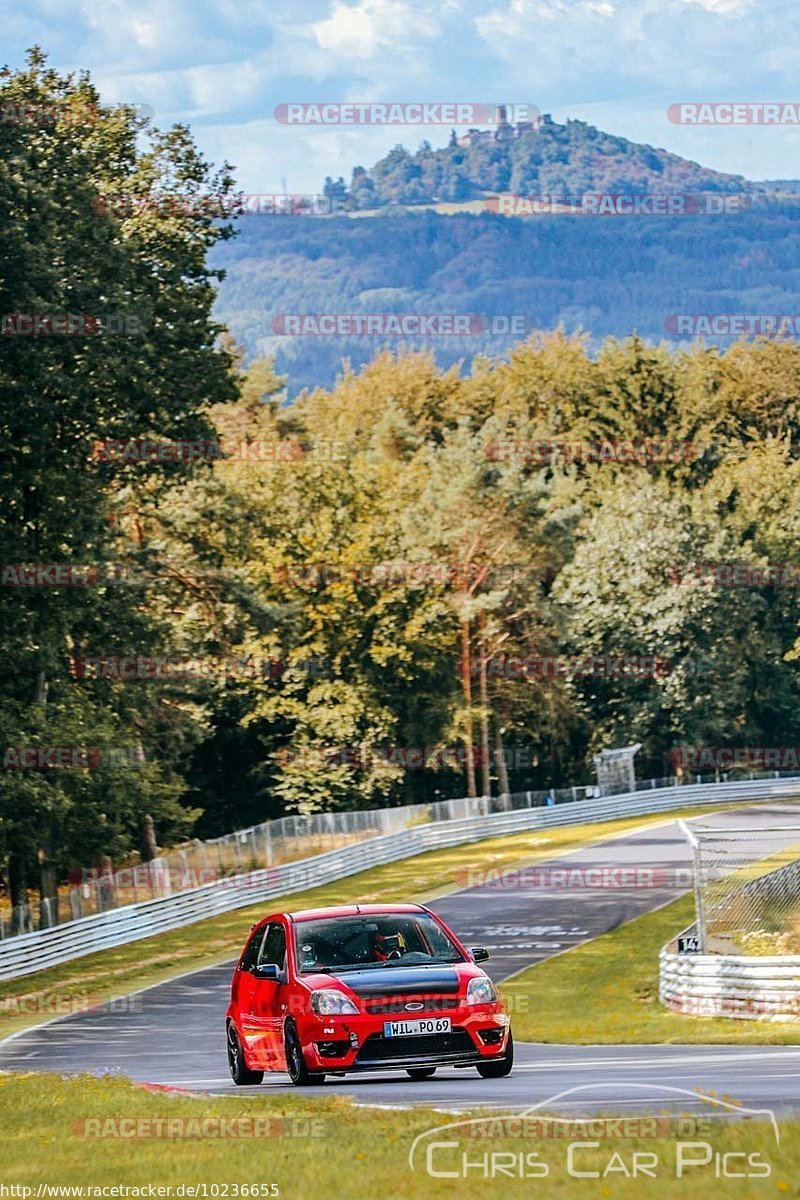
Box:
<box><xmin>372</xmin><ymin>929</ymin><xmax>405</xmax><ymax>960</ymax></box>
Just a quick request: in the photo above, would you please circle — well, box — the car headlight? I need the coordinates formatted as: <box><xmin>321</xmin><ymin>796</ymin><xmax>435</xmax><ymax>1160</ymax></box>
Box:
<box><xmin>466</xmin><ymin>976</ymin><xmax>498</xmax><ymax>1005</ymax></box>
<box><xmin>310</xmin><ymin>989</ymin><xmax>359</xmax><ymax>1016</ymax></box>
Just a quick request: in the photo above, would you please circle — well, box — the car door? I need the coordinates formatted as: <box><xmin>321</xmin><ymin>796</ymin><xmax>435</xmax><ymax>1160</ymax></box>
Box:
<box><xmin>235</xmin><ymin>923</ymin><xmax>266</xmax><ymax>1057</ymax></box>
<box><xmin>251</xmin><ymin>920</ymin><xmax>289</xmax><ymax>1069</ymax></box>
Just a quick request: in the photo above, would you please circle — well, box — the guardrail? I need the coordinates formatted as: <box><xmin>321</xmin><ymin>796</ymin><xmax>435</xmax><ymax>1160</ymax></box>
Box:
<box><xmin>7</xmin><ymin>783</ymin><xmax>623</xmax><ymax>936</ymax></box>
<box><xmin>660</xmin><ymin>941</ymin><xmax>800</xmax><ymax>1020</ymax></box>
<box><xmin>8</xmin><ymin>769</ymin><xmax>792</xmax><ymax>937</ymax></box>
<box><xmin>2</xmin><ymin>774</ymin><xmax>799</xmax><ymax>982</ymax></box>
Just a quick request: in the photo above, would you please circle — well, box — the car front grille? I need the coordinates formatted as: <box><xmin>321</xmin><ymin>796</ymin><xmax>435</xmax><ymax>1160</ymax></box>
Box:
<box><xmin>355</xmin><ymin>1028</ymin><xmax>475</xmax><ymax>1064</ymax></box>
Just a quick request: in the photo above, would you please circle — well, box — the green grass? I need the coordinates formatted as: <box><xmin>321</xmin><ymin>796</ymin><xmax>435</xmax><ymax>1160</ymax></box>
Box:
<box><xmin>0</xmin><ymin>807</ymin><xmax>716</xmax><ymax>1040</ymax></box>
<box><xmin>503</xmin><ymin>892</ymin><xmax>800</xmax><ymax>1045</ymax></box>
<box><xmin>344</xmin><ymin>199</ymin><xmax>489</xmax><ymax>217</ymax></box>
<box><xmin>0</xmin><ymin>1072</ymin><xmax>797</xmax><ymax>1197</ymax></box>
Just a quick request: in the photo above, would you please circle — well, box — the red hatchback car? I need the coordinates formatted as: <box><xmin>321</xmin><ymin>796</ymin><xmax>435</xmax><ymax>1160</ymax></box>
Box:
<box><xmin>226</xmin><ymin>903</ymin><xmax>513</xmax><ymax>1086</ymax></box>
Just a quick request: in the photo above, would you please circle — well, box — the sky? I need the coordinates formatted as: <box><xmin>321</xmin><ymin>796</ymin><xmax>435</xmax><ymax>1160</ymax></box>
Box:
<box><xmin>5</xmin><ymin>0</ymin><xmax>800</xmax><ymax>193</ymax></box>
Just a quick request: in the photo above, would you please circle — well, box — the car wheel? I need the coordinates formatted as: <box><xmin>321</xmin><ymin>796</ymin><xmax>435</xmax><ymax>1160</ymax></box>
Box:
<box><xmin>406</xmin><ymin>1067</ymin><xmax>437</xmax><ymax>1081</ymax></box>
<box><xmin>284</xmin><ymin>1020</ymin><xmax>326</xmax><ymax>1087</ymax></box>
<box><xmin>226</xmin><ymin>1021</ymin><xmax>264</xmax><ymax>1086</ymax></box>
<box><xmin>476</xmin><ymin>1030</ymin><xmax>514</xmax><ymax>1079</ymax></box>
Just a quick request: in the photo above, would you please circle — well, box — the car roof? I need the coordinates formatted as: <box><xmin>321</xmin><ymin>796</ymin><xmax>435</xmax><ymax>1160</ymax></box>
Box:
<box><xmin>289</xmin><ymin>903</ymin><xmax>427</xmax><ymax>922</ymax></box>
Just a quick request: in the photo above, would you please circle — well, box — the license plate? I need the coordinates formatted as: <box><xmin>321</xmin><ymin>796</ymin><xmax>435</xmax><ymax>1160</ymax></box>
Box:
<box><xmin>383</xmin><ymin>1017</ymin><xmax>452</xmax><ymax>1037</ymax></box>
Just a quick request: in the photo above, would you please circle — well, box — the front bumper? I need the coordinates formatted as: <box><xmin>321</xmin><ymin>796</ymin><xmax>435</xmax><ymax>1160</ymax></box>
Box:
<box><xmin>298</xmin><ymin>1006</ymin><xmax>510</xmax><ymax>1073</ymax></box>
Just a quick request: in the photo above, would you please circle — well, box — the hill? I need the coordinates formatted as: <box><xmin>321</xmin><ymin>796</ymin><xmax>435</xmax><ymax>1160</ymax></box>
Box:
<box><xmin>324</xmin><ymin>115</ymin><xmax>750</xmax><ymax>211</ymax></box>
<box><xmin>210</xmin><ymin>118</ymin><xmax>800</xmax><ymax>394</ymax></box>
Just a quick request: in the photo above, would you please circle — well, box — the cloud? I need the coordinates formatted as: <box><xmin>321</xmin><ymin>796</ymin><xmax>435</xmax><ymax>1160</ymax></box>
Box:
<box><xmin>683</xmin><ymin>0</ymin><xmax>751</xmax><ymax>12</ymax></box>
<box><xmin>3</xmin><ymin>0</ymin><xmax>799</xmax><ymax>187</ymax></box>
<box><xmin>312</xmin><ymin>0</ymin><xmax>439</xmax><ymax>60</ymax></box>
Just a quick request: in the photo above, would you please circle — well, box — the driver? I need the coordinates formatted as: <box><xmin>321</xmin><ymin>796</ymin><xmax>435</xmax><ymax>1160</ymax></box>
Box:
<box><xmin>372</xmin><ymin>928</ymin><xmax>407</xmax><ymax>961</ymax></box>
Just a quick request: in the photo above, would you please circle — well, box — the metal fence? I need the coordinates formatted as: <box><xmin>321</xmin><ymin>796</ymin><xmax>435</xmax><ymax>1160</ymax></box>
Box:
<box><xmin>5</xmin><ymin>769</ymin><xmax>800</xmax><ymax>939</ymax></box>
<box><xmin>680</xmin><ymin>819</ymin><xmax>800</xmax><ymax>954</ymax></box>
<box><xmin>2</xmin><ymin>773</ymin><xmax>800</xmax><ymax>981</ymax></box>
<box><xmin>662</xmin><ymin>821</ymin><xmax>800</xmax><ymax>1021</ymax></box>
<box><xmin>1</xmin><ymin>778</ymin><xmax>654</xmax><ymax>938</ymax></box>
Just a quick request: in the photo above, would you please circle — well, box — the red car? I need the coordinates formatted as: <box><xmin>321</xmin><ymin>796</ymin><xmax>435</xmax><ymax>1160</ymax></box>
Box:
<box><xmin>225</xmin><ymin>903</ymin><xmax>513</xmax><ymax>1086</ymax></box>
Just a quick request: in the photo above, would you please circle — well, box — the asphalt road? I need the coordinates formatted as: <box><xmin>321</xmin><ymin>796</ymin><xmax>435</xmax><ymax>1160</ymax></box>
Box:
<box><xmin>2</xmin><ymin>802</ymin><xmax>800</xmax><ymax>1113</ymax></box>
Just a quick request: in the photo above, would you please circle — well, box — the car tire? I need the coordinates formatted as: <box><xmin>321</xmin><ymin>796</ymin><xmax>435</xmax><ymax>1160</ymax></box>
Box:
<box><xmin>226</xmin><ymin>1021</ymin><xmax>264</xmax><ymax>1086</ymax></box>
<box><xmin>284</xmin><ymin>1020</ymin><xmax>326</xmax><ymax>1087</ymax></box>
<box><xmin>406</xmin><ymin>1067</ymin><xmax>437</xmax><ymax>1081</ymax></box>
<box><xmin>476</xmin><ymin>1030</ymin><xmax>514</xmax><ymax>1079</ymax></box>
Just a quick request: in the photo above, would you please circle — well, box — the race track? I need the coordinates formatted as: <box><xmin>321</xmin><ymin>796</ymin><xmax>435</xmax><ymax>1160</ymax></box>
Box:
<box><xmin>2</xmin><ymin>802</ymin><xmax>800</xmax><ymax>1113</ymax></box>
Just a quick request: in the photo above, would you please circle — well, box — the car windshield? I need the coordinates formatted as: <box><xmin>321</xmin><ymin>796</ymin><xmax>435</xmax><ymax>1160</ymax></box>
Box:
<box><xmin>294</xmin><ymin>912</ymin><xmax>464</xmax><ymax>973</ymax></box>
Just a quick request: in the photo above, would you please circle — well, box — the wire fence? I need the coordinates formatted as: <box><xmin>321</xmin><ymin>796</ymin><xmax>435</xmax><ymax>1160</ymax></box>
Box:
<box><xmin>681</xmin><ymin>820</ymin><xmax>800</xmax><ymax>954</ymax></box>
<box><xmin>4</xmin><ymin>767</ymin><xmax>800</xmax><ymax>940</ymax></box>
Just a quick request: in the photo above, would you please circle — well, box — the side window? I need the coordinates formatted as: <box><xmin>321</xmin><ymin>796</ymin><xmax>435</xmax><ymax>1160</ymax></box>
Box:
<box><xmin>240</xmin><ymin>925</ymin><xmax>265</xmax><ymax>971</ymax></box>
<box><xmin>259</xmin><ymin>922</ymin><xmax>287</xmax><ymax>973</ymax></box>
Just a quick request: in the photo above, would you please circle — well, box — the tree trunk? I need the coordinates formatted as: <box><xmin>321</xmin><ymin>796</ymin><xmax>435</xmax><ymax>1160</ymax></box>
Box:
<box><xmin>141</xmin><ymin>813</ymin><xmax>158</xmax><ymax>861</ymax></box>
<box><xmin>459</xmin><ymin>618</ymin><xmax>477</xmax><ymax>797</ymax></box>
<box><xmin>494</xmin><ymin>723</ymin><xmax>511</xmax><ymax>798</ymax></box>
<box><xmin>8</xmin><ymin>852</ymin><xmax>29</xmax><ymax>934</ymax></box>
<box><xmin>477</xmin><ymin>612</ymin><xmax>491</xmax><ymax>797</ymax></box>
<box><xmin>38</xmin><ymin>835</ymin><xmax>59</xmax><ymax>929</ymax></box>
<box><xmin>33</xmin><ymin>670</ymin><xmax>48</xmax><ymax>705</ymax></box>
<box><xmin>140</xmin><ymin>814</ymin><xmax>159</xmax><ymax>899</ymax></box>
<box><xmin>97</xmin><ymin>853</ymin><xmax>115</xmax><ymax>912</ymax></box>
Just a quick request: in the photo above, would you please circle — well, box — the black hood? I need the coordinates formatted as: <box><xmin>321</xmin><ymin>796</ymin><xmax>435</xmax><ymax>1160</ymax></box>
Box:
<box><xmin>334</xmin><ymin>965</ymin><xmax>461</xmax><ymax>996</ymax></box>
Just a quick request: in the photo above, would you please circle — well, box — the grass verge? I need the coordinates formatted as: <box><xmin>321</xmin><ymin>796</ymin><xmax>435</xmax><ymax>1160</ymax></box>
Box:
<box><xmin>0</xmin><ymin>807</ymin><xmax>717</xmax><ymax>1040</ymax></box>
<box><xmin>0</xmin><ymin>1072</ymin><xmax>796</xmax><ymax>1196</ymax></box>
<box><xmin>503</xmin><ymin>892</ymin><xmax>800</xmax><ymax>1045</ymax></box>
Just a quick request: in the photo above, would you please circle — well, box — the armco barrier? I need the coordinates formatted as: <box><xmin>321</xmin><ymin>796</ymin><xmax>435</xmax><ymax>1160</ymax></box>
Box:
<box><xmin>2</xmin><ymin>776</ymin><xmax>799</xmax><ymax>981</ymax></box>
<box><xmin>14</xmin><ymin>784</ymin><xmax>624</xmax><ymax>932</ymax></box>
<box><xmin>660</xmin><ymin>942</ymin><xmax>800</xmax><ymax>1020</ymax></box>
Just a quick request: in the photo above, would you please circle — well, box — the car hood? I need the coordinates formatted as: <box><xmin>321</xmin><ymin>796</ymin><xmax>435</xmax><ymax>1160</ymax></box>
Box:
<box><xmin>306</xmin><ymin>964</ymin><xmax>468</xmax><ymax>996</ymax></box>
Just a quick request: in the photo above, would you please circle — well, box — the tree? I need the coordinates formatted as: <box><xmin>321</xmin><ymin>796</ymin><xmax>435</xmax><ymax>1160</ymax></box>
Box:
<box><xmin>0</xmin><ymin>50</ymin><xmax>236</xmax><ymax>918</ymax></box>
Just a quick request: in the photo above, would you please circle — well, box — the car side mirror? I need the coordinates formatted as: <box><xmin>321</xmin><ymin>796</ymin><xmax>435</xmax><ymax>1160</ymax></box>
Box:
<box><xmin>253</xmin><ymin>963</ymin><xmax>280</xmax><ymax>980</ymax></box>
<box><xmin>470</xmin><ymin>947</ymin><xmax>490</xmax><ymax>962</ymax></box>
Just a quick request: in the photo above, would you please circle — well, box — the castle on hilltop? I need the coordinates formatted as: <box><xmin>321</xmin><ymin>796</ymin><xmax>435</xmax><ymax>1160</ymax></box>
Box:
<box><xmin>450</xmin><ymin>106</ymin><xmax>553</xmax><ymax>149</ymax></box>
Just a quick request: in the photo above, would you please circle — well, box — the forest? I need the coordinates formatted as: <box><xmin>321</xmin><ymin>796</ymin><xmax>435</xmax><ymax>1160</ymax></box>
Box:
<box><xmin>213</xmin><ymin>200</ymin><xmax>800</xmax><ymax>393</ymax></box>
<box><xmin>3</xmin><ymin>54</ymin><xmax>800</xmax><ymax>910</ymax></box>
